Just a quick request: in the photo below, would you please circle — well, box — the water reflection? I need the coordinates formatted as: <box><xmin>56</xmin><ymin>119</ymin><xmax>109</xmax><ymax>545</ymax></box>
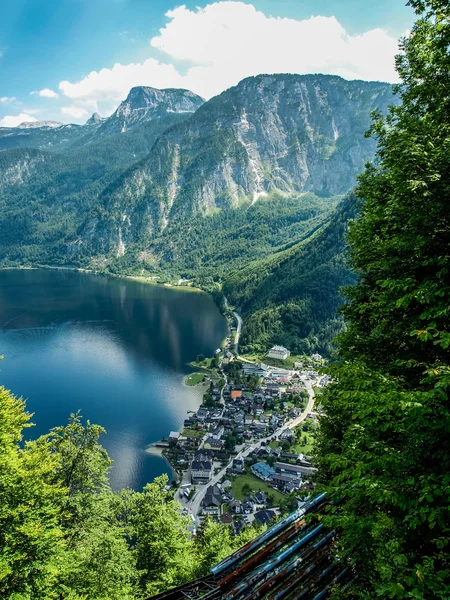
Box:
<box><xmin>0</xmin><ymin>269</ymin><xmax>227</xmax><ymax>490</ymax></box>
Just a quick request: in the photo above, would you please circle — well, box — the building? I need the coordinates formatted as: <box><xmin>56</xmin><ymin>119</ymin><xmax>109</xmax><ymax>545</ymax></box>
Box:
<box><xmin>242</xmin><ymin>363</ymin><xmax>269</xmax><ymax>377</ymax></box>
<box><xmin>191</xmin><ymin>452</ymin><xmax>214</xmax><ymax>484</ymax></box>
<box><xmin>311</xmin><ymin>353</ymin><xmax>323</xmax><ymax>362</ymax></box>
<box><xmin>202</xmin><ymin>485</ymin><xmax>222</xmax><ymax>515</ymax></box>
<box><xmin>231</xmin><ymin>385</ymin><xmax>243</xmax><ymax>400</ymax></box>
<box><xmin>268</xmin><ymin>346</ymin><xmax>290</xmax><ymax>361</ymax></box>
<box><xmin>232</xmin><ymin>458</ymin><xmax>244</xmax><ymax>474</ymax></box>
<box><xmin>254</xmin><ymin>509</ymin><xmax>276</xmax><ymax>526</ymax></box>
<box><xmin>251</xmin><ymin>462</ymin><xmax>276</xmax><ymax>481</ymax></box>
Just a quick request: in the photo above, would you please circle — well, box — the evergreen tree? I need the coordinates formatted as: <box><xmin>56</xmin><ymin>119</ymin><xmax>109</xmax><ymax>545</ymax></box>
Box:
<box><xmin>316</xmin><ymin>2</ymin><xmax>450</xmax><ymax>597</ymax></box>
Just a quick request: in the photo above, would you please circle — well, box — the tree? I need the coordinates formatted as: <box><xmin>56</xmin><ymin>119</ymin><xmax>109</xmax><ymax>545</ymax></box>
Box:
<box><xmin>196</xmin><ymin>354</ymin><xmax>205</xmax><ymax>363</ymax></box>
<box><xmin>45</xmin><ymin>413</ymin><xmax>137</xmax><ymax>599</ymax></box>
<box><xmin>316</xmin><ymin>2</ymin><xmax>450</xmax><ymax>597</ymax></box>
<box><xmin>0</xmin><ymin>386</ymin><xmax>67</xmax><ymax>600</ymax></box>
<box><xmin>134</xmin><ymin>475</ymin><xmax>196</xmax><ymax>595</ymax></box>
<box><xmin>242</xmin><ymin>483</ymin><xmax>252</xmax><ymax>496</ymax></box>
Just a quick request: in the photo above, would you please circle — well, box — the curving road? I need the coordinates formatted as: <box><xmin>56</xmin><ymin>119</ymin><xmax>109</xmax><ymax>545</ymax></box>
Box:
<box><xmin>186</xmin><ymin>377</ymin><xmax>315</xmax><ymax>524</ymax></box>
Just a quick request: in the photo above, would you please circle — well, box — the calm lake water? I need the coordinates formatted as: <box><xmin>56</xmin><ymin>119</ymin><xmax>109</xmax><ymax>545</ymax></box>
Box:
<box><xmin>0</xmin><ymin>269</ymin><xmax>227</xmax><ymax>490</ymax></box>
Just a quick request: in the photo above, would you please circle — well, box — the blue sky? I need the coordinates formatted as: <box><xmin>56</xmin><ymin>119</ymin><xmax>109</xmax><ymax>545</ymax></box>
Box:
<box><xmin>0</xmin><ymin>0</ymin><xmax>414</xmax><ymax>126</ymax></box>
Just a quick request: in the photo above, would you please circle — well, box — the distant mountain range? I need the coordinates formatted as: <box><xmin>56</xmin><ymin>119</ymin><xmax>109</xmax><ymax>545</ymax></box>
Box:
<box><xmin>0</xmin><ymin>74</ymin><xmax>397</xmax><ymax>354</ymax></box>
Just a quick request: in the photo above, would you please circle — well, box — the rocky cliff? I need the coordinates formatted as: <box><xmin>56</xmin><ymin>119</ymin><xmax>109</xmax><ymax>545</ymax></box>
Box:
<box><xmin>86</xmin><ymin>74</ymin><xmax>395</xmax><ymax>256</ymax></box>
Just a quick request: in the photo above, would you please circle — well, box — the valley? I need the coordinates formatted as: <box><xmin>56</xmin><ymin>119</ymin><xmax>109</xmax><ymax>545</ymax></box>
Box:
<box><xmin>0</xmin><ymin>73</ymin><xmax>396</xmax><ymax>356</ymax></box>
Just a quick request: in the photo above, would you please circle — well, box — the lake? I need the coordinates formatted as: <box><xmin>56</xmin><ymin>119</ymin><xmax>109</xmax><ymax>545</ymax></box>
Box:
<box><xmin>0</xmin><ymin>269</ymin><xmax>228</xmax><ymax>490</ymax></box>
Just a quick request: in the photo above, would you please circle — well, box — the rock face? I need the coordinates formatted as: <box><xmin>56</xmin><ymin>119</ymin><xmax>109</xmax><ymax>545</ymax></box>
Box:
<box><xmin>88</xmin><ymin>74</ymin><xmax>396</xmax><ymax>255</ymax></box>
<box><xmin>16</xmin><ymin>121</ymin><xmax>64</xmax><ymax>129</ymax></box>
<box><xmin>95</xmin><ymin>86</ymin><xmax>205</xmax><ymax>136</ymax></box>
<box><xmin>84</xmin><ymin>112</ymin><xmax>105</xmax><ymax>126</ymax></box>
<box><xmin>0</xmin><ymin>87</ymin><xmax>204</xmax><ymax>152</ymax></box>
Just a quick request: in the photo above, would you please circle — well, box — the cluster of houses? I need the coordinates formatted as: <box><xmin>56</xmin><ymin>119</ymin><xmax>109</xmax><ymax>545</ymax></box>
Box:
<box><xmin>251</xmin><ymin>459</ymin><xmax>315</xmax><ymax>494</ymax></box>
<box><xmin>162</xmin><ymin>347</ymin><xmax>326</xmax><ymax>531</ymax></box>
<box><xmin>200</xmin><ymin>480</ymin><xmax>277</xmax><ymax>532</ymax></box>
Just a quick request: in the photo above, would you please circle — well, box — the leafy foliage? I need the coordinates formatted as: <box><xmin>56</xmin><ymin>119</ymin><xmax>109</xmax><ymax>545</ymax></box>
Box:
<box><xmin>315</xmin><ymin>2</ymin><xmax>450</xmax><ymax>596</ymax></box>
<box><xmin>0</xmin><ymin>387</ymin><xmax>265</xmax><ymax>599</ymax></box>
<box><xmin>224</xmin><ymin>195</ymin><xmax>356</xmax><ymax>356</ymax></box>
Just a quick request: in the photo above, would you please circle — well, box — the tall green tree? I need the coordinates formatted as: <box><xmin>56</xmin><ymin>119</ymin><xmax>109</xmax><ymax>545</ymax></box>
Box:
<box><xmin>0</xmin><ymin>386</ymin><xmax>66</xmax><ymax>599</ymax></box>
<box><xmin>45</xmin><ymin>413</ymin><xmax>137</xmax><ymax>599</ymax></box>
<box><xmin>316</xmin><ymin>1</ymin><xmax>450</xmax><ymax>598</ymax></box>
<box><xmin>134</xmin><ymin>475</ymin><xmax>197</xmax><ymax>596</ymax></box>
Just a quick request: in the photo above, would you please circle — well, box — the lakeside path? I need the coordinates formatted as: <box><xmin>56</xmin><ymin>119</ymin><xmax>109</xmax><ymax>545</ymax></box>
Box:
<box><xmin>186</xmin><ymin>377</ymin><xmax>315</xmax><ymax>525</ymax></box>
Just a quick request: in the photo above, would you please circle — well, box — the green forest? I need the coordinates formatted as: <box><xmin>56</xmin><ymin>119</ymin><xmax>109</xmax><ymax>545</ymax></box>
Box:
<box><xmin>315</xmin><ymin>1</ymin><xmax>450</xmax><ymax>597</ymax></box>
<box><xmin>1</xmin><ymin>0</ymin><xmax>450</xmax><ymax>598</ymax></box>
<box><xmin>0</xmin><ymin>391</ymin><xmax>264</xmax><ymax>599</ymax></box>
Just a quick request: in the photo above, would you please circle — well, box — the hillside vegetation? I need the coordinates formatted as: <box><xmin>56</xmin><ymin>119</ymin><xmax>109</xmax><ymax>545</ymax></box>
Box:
<box><xmin>316</xmin><ymin>1</ymin><xmax>450</xmax><ymax>596</ymax></box>
<box><xmin>224</xmin><ymin>196</ymin><xmax>356</xmax><ymax>356</ymax></box>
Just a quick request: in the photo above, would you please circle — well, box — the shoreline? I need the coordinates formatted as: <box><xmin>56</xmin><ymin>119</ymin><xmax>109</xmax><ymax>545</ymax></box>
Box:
<box><xmin>0</xmin><ymin>264</ymin><xmax>206</xmax><ymax>294</ymax></box>
<box><xmin>2</xmin><ymin>264</ymin><xmax>231</xmax><ymax>484</ymax></box>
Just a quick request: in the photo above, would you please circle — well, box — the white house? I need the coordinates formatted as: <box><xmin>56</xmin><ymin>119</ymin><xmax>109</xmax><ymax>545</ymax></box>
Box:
<box><xmin>268</xmin><ymin>345</ymin><xmax>290</xmax><ymax>360</ymax></box>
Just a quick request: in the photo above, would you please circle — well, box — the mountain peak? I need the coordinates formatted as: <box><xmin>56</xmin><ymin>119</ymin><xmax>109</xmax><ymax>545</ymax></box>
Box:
<box><xmin>17</xmin><ymin>120</ymin><xmax>63</xmax><ymax>129</ymax></box>
<box><xmin>85</xmin><ymin>112</ymin><xmax>104</xmax><ymax>126</ymax></box>
<box><xmin>97</xmin><ymin>85</ymin><xmax>204</xmax><ymax>135</ymax></box>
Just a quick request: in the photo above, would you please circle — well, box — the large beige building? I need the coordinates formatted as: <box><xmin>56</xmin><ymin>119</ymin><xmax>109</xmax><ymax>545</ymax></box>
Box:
<box><xmin>267</xmin><ymin>345</ymin><xmax>290</xmax><ymax>360</ymax></box>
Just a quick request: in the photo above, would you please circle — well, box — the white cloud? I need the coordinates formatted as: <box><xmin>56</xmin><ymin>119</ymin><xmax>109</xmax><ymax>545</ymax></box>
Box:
<box><xmin>61</xmin><ymin>105</ymin><xmax>89</xmax><ymax>119</ymax></box>
<box><xmin>31</xmin><ymin>88</ymin><xmax>59</xmax><ymax>98</ymax></box>
<box><xmin>0</xmin><ymin>113</ymin><xmax>37</xmax><ymax>127</ymax></box>
<box><xmin>57</xmin><ymin>1</ymin><xmax>400</xmax><ymax>105</ymax></box>
<box><xmin>0</xmin><ymin>96</ymin><xmax>16</xmax><ymax>103</ymax></box>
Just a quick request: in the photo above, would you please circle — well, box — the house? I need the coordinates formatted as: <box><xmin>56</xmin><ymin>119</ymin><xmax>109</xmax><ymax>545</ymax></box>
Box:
<box><xmin>231</xmin><ymin>385</ymin><xmax>243</xmax><ymax>400</ymax></box>
<box><xmin>251</xmin><ymin>462</ymin><xmax>276</xmax><ymax>481</ymax></box>
<box><xmin>209</xmin><ymin>426</ymin><xmax>225</xmax><ymax>440</ymax></box>
<box><xmin>275</xmin><ymin>462</ymin><xmax>306</xmax><ymax>476</ymax></box>
<box><xmin>169</xmin><ymin>431</ymin><xmax>180</xmax><ymax>443</ymax></box>
<box><xmin>203</xmin><ymin>485</ymin><xmax>222</xmax><ymax>515</ymax></box>
<box><xmin>242</xmin><ymin>500</ymin><xmax>254</xmax><ymax>514</ymax></box>
<box><xmin>268</xmin><ymin>346</ymin><xmax>290</xmax><ymax>361</ymax></box>
<box><xmin>311</xmin><ymin>353</ymin><xmax>323</xmax><ymax>362</ymax></box>
<box><xmin>252</xmin><ymin>404</ymin><xmax>264</xmax><ymax>416</ymax></box>
<box><xmin>242</xmin><ymin>363</ymin><xmax>269</xmax><ymax>377</ymax></box>
<box><xmin>221</xmin><ymin>513</ymin><xmax>233</xmax><ymax>524</ymax></box>
<box><xmin>191</xmin><ymin>451</ymin><xmax>214</xmax><ymax>484</ymax></box>
<box><xmin>230</xmin><ymin>499</ymin><xmax>242</xmax><ymax>514</ymax></box>
<box><xmin>234</xmin><ymin>519</ymin><xmax>246</xmax><ymax>535</ymax></box>
<box><xmin>255</xmin><ymin>491</ymin><xmax>267</xmax><ymax>506</ymax></box>
<box><xmin>203</xmin><ymin>437</ymin><xmax>224</xmax><ymax>451</ymax></box>
<box><xmin>232</xmin><ymin>458</ymin><xmax>245</xmax><ymax>474</ymax></box>
<box><xmin>196</xmin><ymin>408</ymin><xmax>209</xmax><ymax>423</ymax></box>
<box><xmin>254</xmin><ymin>509</ymin><xmax>276</xmax><ymax>526</ymax></box>
<box><xmin>272</xmin><ymin>473</ymin><xmax>302</xmax><ymax>490</ymax></box>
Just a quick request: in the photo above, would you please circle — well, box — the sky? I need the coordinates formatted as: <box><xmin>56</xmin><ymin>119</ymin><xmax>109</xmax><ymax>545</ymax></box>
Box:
<box><xmin>0</xmin><ymin>0</ymin><xmax>414</xmax><ymax>127</ymax></box>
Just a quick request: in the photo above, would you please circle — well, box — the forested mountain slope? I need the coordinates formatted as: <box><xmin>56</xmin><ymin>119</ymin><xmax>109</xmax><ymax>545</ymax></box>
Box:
<box><xmin>224</xmin><ymin>195</ymin><xmax>357</xmax><ymax>355</ymax></box>
<box><xmin>83</xmin><ymin>74</ymin><xmax>395</xmax><ymax>257</ymax></box>
<box><xmin>0</xmin><ymin>76</ymin><xmax>395</xmax><ymax>355</ymax></box>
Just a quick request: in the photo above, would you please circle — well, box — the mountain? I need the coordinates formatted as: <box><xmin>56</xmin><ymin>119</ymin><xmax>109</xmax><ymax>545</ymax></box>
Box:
<box><xmin>223</xmin><ymin>194</ymin><xmax>357</xmax><ymax>356</ymax></box>
<box><xmin>0</xmin><ymin>75</ymin><xmax>397</xmax><ymax>354</ymax></box>
<box><xmin>0</xmin><ymin>86</ymin><xmax>204</xmax><ymax>153</ymax></box>
<box><xmin>95</xmin><ymin>86</ymin><xmax>205</xmax><ymax>137</ymax></box>
<box><xmin>85</xmin><ymin>74</ymin><xmax>395</xmax><ymax>257</ymax></box>
<box><xmin>0</xmin><ymin>122</ymin><xmax>85</xmax><ymax>152</ymax></box>
<box><xmin>17</xmin><ymin>121</ymin><xmax>64</xmax><ymax>129</ymax></box>
<box><xmin>84</xmin><ymin>112</ymin><xmax>105</xmax><ymax>127</ymax></box>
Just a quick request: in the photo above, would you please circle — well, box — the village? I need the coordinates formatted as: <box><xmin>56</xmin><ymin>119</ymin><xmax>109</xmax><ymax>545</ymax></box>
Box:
<box><xmin>158</xmin><ymin>317</ymin><xmax>329</xmax><ymax>535</ymax></box>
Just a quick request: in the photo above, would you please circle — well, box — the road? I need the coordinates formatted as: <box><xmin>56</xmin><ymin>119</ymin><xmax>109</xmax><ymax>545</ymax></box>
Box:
<box><xmin>223</xmin><ymin>295</ymin><xmax>242</xmax><ymax>355</ymax></box>
<box><xmin>186</xmin><ymin>377</ymin><xmax>315</xmax><ymax>524</ymax></box>
<box><xmin>233</xmin><ymin>310</ymin><xmax>243</xmax><ymax>354</ymax></box>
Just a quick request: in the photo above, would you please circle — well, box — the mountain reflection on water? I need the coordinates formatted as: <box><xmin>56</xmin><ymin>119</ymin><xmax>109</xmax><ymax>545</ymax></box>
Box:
<box><xmin>0</xmin><ymin>269</ymin><xmax>227</xmax><ymax>490</ymax></box>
